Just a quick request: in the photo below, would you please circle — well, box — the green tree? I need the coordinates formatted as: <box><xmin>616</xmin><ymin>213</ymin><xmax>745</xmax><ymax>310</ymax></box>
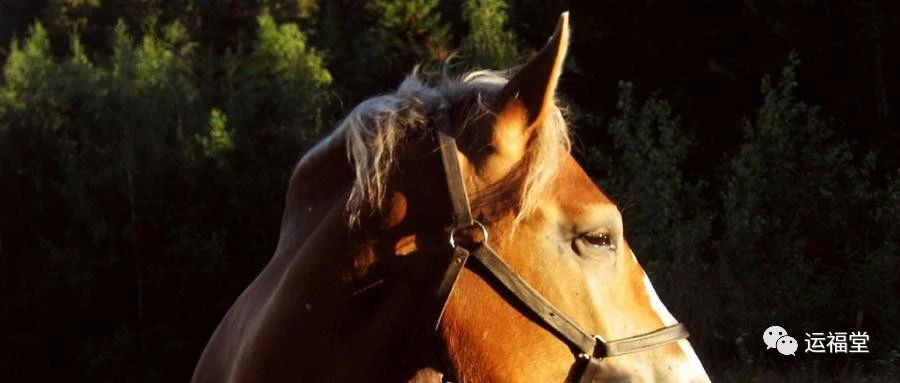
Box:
<box><xmin>323</xmin><ymin>0</ymin><xmax>449</xmax><ymax>100</ymax></box>
<box><xmin>714</xmin><ymin>53</ymin><xmax>898</xmax><ymax>365</ymax></box>
<box><xmin>225</xmin><ymin>11</ymin><xmax>331</xmax><ymax>138</ymax></box>
<box><xmin>461</xmin><ymin>0</ymin><xmax>520</xmax><ymax>68</ymax></box>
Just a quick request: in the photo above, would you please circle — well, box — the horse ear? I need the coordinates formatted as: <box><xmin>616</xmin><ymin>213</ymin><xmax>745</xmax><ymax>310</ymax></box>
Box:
<box><xmin>492</xmin><ymin>12</ymin><xmax>569</xmax><ymax>156</ymax></box>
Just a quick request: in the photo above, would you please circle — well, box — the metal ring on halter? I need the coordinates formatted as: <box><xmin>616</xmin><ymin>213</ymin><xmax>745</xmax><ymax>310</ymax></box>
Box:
<box><xmin>448</xmin><ymin>220</ymin><xmax>488</xmax><ymax>249</ymax></box>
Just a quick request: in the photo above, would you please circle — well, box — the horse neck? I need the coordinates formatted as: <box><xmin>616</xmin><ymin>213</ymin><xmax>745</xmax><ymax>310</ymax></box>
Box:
<box><xmin>275</xmin><ymin>132</ymin><xmax>353</xmax><ymax>260</ymax></box>
<box><xmin>260</xmin><ymin>132</ymin><xmax>439</xmax><ymax>380</ymax></box>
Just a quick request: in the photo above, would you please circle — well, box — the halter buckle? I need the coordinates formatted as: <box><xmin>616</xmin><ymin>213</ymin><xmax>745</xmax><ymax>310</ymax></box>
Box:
<box><xmin>578</xmin><ymin>335</ymin><xmax>607</xmax><ymax>360</ymax></box>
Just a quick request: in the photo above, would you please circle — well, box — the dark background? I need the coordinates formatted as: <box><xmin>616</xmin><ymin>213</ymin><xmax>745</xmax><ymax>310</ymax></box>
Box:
<box><xmin>1</xmin><ymin>0</ymin><xmax>897</xmax><ymax>381</ymax></box>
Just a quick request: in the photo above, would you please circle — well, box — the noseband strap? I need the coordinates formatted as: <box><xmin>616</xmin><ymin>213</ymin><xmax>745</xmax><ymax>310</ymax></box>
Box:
<box><xmin>605</xmin><ymin>322</ymin><xmax>689</xmax><ymax>356</ymax></box>
<box><xmin>429</xmin><ymin>104</ymin><xmax>688</xmax><ymax>382</ymax></box>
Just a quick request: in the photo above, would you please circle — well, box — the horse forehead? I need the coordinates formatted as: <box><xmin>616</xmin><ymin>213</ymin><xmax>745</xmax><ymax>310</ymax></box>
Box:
<box><xmin>552</xmin><ymin>154</ymin><xmax>615</xmax><ymax>213</ymax></box>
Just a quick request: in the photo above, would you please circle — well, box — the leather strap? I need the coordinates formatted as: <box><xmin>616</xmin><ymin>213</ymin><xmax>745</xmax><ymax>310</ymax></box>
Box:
<box><xmin>604</xmin><ymin>322</ymin><xmax>689</xmax><ymax>356</ymax></box>
<box><xmin>469</xmin><ymin>244</ymin><xmax>688</xmax><ymax>358</ymax></box>
<box><xmin>469</xmin><ymin>245</ymin><xmax>596</xmax><ymax>355</ymax></box>
<box><xmin>434</xmin><ymin>102</ymin><xmax>473</xmax><ymax>227</ymax></box>
<box><xmin>431</xmin><ymin>101</ymin><xmax>478</xmax><ymax>329</ymax></box>
<box><xmin>578</xmin><ymin>357</ymin><xmax>603</xmax><ymax>383</ymax></box>
<box><xmin>432</xmin><ymin>246</ymin><xmax>471</xmax><ymax>329</ymax></box>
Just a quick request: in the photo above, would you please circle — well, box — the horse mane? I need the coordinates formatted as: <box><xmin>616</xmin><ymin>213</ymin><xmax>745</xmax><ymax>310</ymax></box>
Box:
<box><xmin>339</xmin><ymin>68</ymin><xmax>571</xmax><ymax>227</ymax></box>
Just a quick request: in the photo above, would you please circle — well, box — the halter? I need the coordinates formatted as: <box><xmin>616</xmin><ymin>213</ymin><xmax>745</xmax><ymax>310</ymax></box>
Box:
<box><xmin>428</xmin><ymin>101</ymin><xmax>689</xmax><ymax>383</ymax></box>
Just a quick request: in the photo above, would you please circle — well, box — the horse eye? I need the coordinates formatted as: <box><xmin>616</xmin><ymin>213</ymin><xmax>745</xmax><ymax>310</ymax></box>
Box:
<box><xmin>582</xmin><ymin>232</ymin><xmax>613</xmax><ymax>249</ymax></box>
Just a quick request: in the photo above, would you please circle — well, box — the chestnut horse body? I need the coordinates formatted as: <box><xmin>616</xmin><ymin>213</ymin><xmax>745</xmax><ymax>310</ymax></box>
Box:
<box><xmin>193</xmin><ymin>13</ymin><xmax>710</xmax><ymax>383</ymax></box>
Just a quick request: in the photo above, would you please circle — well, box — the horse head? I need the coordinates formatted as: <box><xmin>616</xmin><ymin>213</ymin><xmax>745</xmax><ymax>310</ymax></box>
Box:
<box><xmin>342</xmin><ymin>12</ymin><xmax>710</xmax><ymax>383</ymax></box>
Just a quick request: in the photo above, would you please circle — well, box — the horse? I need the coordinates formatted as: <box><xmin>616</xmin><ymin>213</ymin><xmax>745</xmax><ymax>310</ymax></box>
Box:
<box><xmin>192</xmin><ymin>12</ymin><xmax>710</xmax><ymax>383</ymax></box>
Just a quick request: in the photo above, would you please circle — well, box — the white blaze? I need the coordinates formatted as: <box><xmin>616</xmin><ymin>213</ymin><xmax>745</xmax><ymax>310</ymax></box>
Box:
<box><xmin>633</xmin><ymin>251</ymin><xmax>710</xmax><ymax>381</ymax></box>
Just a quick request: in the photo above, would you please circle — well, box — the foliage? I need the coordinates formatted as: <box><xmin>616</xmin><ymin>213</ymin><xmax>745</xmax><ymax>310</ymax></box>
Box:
<box><xmin>461</xmin><ymin>0</ymin><xmax>520</xmax><ymax>68</ymax></box>
<box><xmin>590</xmin><ymin>82</ymin><xmax>710</xmax><ymax>265</ymax></box>
<box><xmin>323</xmin><ymin>0</ymin><xmax>451</xmax><ymax>100</ymax></box>
<box><xmin>593</xmin><ymin>54</ymin><xmax>899</xmax><ymax>377</ymax></box>
<box><xmin>197</xmin><ymin>108</ymin><xmax>233</xmax><ymax>159</ymax></box>
<box><xmin>0</xmin><ymin>10</ymin><xmax>331</xmax><ymax>381</ymax></box>
<box><xmin>714</xmin><ymin>53</ymin><xmax>899</xmax><ymax>365</ymax></box>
